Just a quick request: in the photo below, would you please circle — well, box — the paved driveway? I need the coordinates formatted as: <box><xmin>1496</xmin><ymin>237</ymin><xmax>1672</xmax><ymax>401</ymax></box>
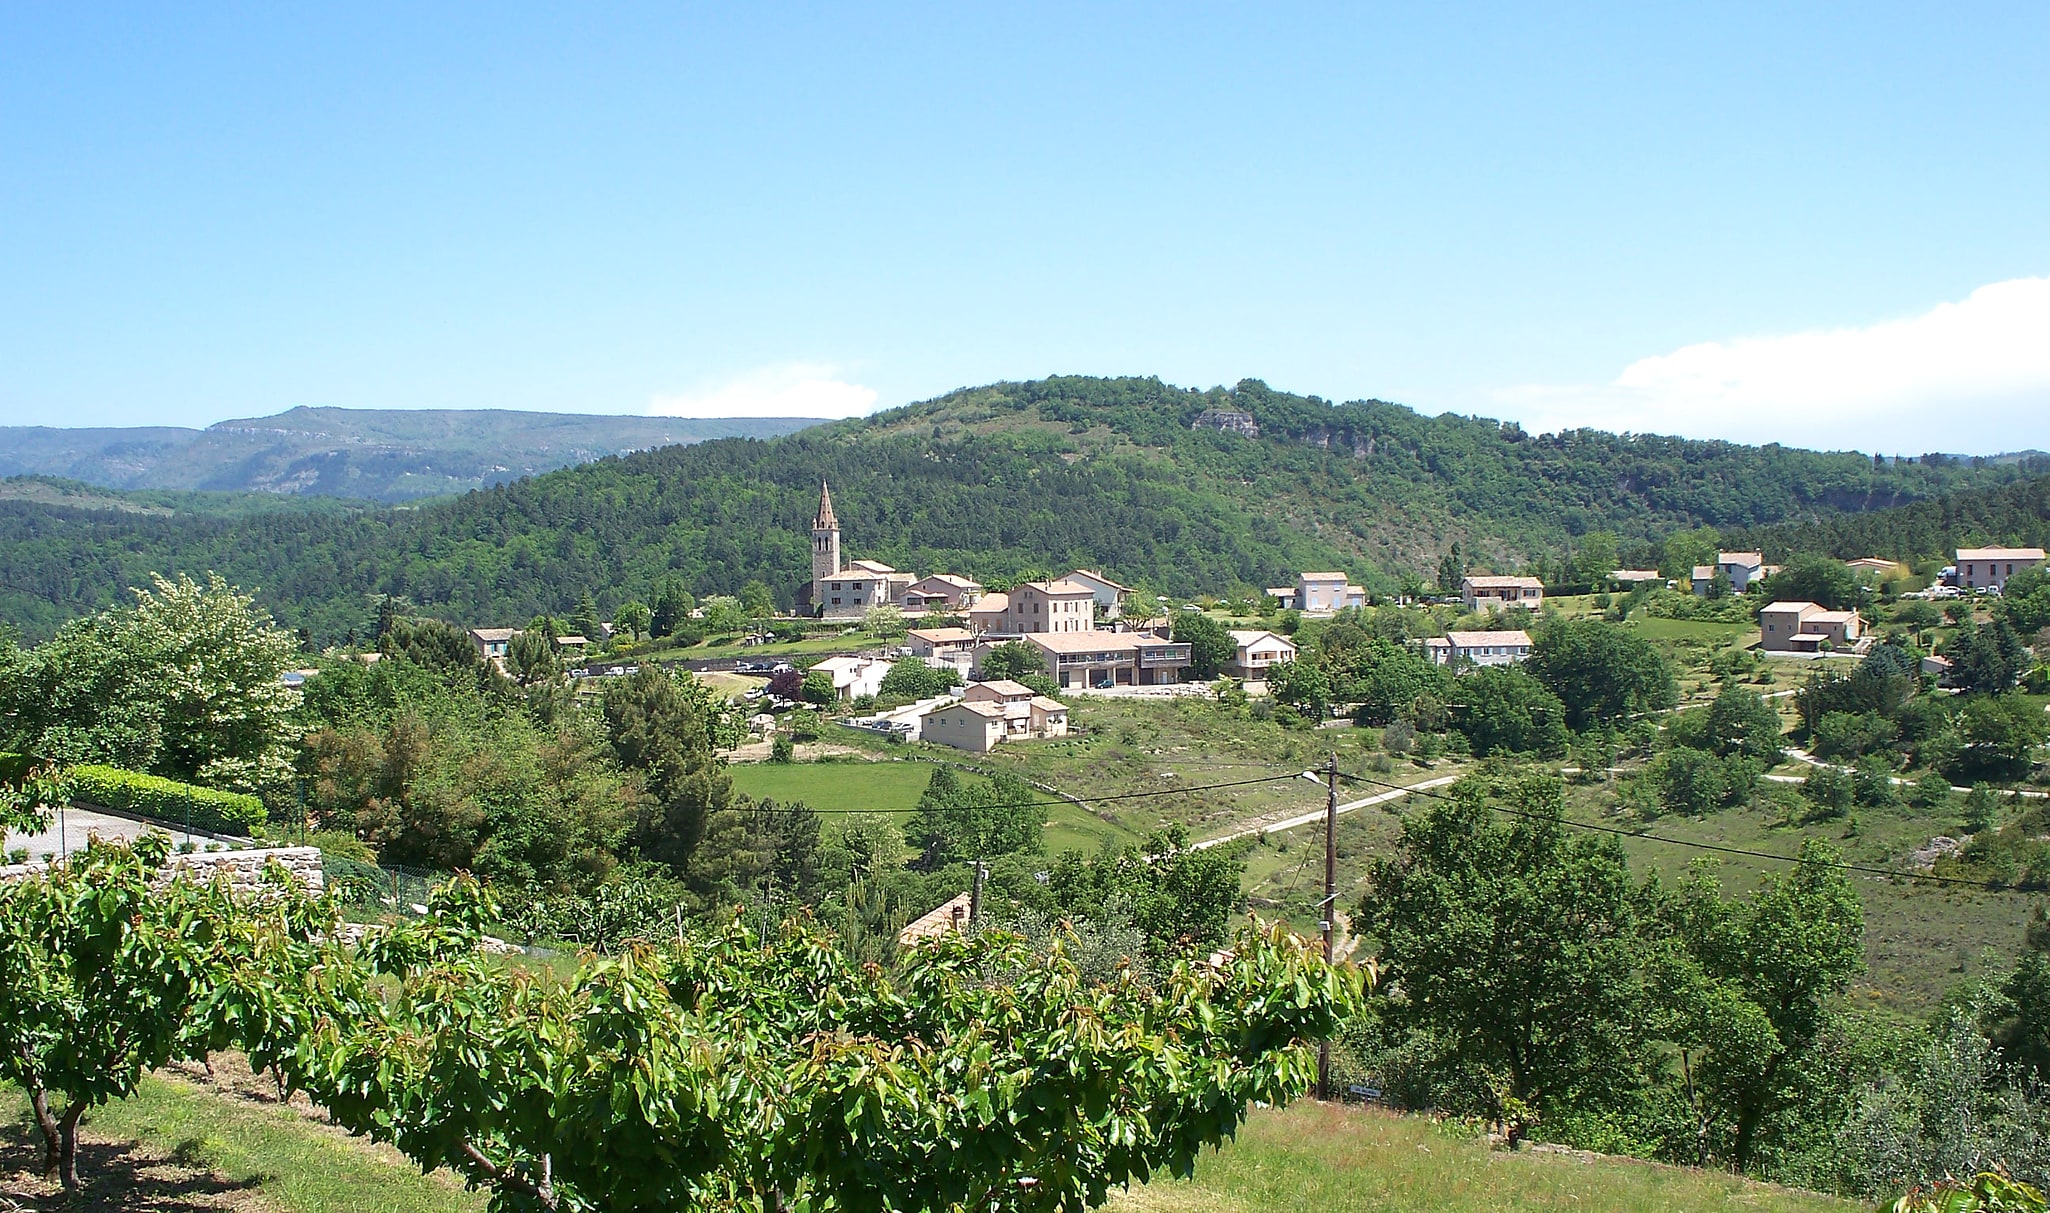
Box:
<box><xmin>5</xmin><ymin>805</ymin><xmax>242</xmax><ymax>861</ymax></box>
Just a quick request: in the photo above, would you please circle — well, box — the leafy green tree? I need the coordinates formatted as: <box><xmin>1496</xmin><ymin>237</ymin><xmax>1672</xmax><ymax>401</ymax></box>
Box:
<box><xmin>1762</xmin><ymin>555</ymin><xmax>1865</xmax><ymax>611</ymax></box>
<box><xmin>862</xmin><ymin>603</ymin><xmax>906</xmax><ymax>638</ymax></box>
<box><xmin>1658</xmin><ymin>528</ymin><xmax>1720</xmax><ymax>579</ymax></box>
<box><xmin>877</xmin><ymin>661</ymin><xmax>961</xmax><ymax>701</ymax></box>
<box><xmin>1706</xmin><ymin>686</ymin><xmax>1786</xmax><ymax>763</ymax></box>
<box><xmin>1454</xmin><ymin>665</ymin><xmax>1570</xmax><ymax>758</ymax></box>
<box><xmin>1948</xmin><ymin>696</ymin><xmax>2047</xmax><ymax>784</ymax></box>
<box><xmin>978</xmin><ymin>640</ymin><xmax>1047</xmax><ymax>682</ymax></box>
<box><xmin>1527</xmin><ymin>619</ymin><xmax>1678</xmax><ymax>731</ymax></box>
<box><xmin>691</xmin><ymin>796</ymin><xmax>823</xmax><ymax>911</ymax></box>
<box><xmin>0</xmin><ymin>573</ymin><xmax>300</xmax><ymax>791</ymax></box>
<box><xmin>903</xmin><ymin>768</ymin><xmax>1046</xmax><ymax>868</ymax></box>
<box><xmin>800</xmin><ymin>669</ymin><xmax>836</xmax><ymax>705</ymax></box>
<box><xmin>1358</xmin><ymin>771</ymin><xmax>1647</xmax><ymax>1113</ymax></box>
<box><xmin>1437</xmin><ymin>545</ymin><xmax>1464</xmax><ymax>594</ymax></box>
<box><xmin>1988</xmin><ymin>907</ymin><xmax>2050</xmax><ymax>1082</ymax></box>
<box><xmin>1265</xmin><ymin>659</ymin><xmax>1331</xmax><ymax>720</ymax></box>
<box><xmin>1813</xmin><ymin>710</ymin><xmax>1899</xmax><ymax>761</ymax></box>
<box><xmin>1911</xmin><ymin>769</ymin><xmax>1955</xmax><ymax>811</ymax></box>
<box><xmin>612</xmin><ymin>599</ymin><xmax>652</xmax><ymax>644</ymax></box>
<box><xmin>505</xmin><ymin>628</ymin><xmax>563</xmax><ymax>687</ymax></box>
<box><xmin>1647</xmin><ymin>842</ymin><xmax>1865</xmax><ymax>1173</ymax></box>
<box><xmin>572</xmin><ymin>590</ymin><xmax>604</xmax><ymax>643</ymax></box>
<box><xmin>1171</xmin><ymin>610</ymin><xmax>1235</xmax><ymax>679</ymax></box>
<box><xmin>700</xmin><ymin>595</ymin><xmax>747</xmax><ymax>633</ymax></box>
<box><xmin>740</xmin><ymin>579</ymin><xmax>777</xmax><ymax>619</ymax></box>
<box><xmin>1949</xmin><ymin>618</ymin><xmax>2031</xmax><ymax>695</ymax></box>
<box><xmin>603</xmin><ymin>666</ymin><xmax>736</xmax><ymax>875</ymax></box>
<box><xmin>233</xmin><ymin>878</ymin><xmax>1354</xmax><ymax>1213</ymax></box>
<box><xmin>1962</xmin><ymin>782</ymin><xmax>2003</xmax><ymax>833</ymax></box>
<box><xmin>0</xmin><ymin>761</ymin><xmax>70</xmax><ymax>836</ymax></box>
<box><xmin>378</xmin><ymin>614</ymin><xmax>478</xmax><ymax>671</ymax></box>
<box><xmin>1802</xmin><ymin>765</ymin><xmax>1855</xmax><ymax>819</ymax></box>
<box><xmin>1047</xmin><ymin>825</ymin><xmax>1248</xmax><ymax>958</ymax></box>
<box><xmin>1572</xmin><ymin>531</ymin><xmax>1619</xmax><ymax>586</ymax></box>
<box><xmin>1642</xmin><ymin>747</ymin><xmax>1757</xmax><ymax>817</ymax></box>
<box><xmin>1312</xmin><ymin>627</ymin><xmax>1445</xmax><ymax>725</ymax></box>
<box><xmin>0</xmin><ymin>834</ymin><xmax>299</xmax><ymax>1189</ymax></box>
<box><xmin>650</xmin><ymin>579</ymin><xmax>694</xmax><ymax>638</ymax></box>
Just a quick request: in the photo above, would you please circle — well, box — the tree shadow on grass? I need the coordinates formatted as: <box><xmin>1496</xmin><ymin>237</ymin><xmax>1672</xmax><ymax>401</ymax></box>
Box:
<box><xmin>0</xmin><ymin>1117</ymin><xmax>262</xmax><ymax>1211</ymax></box>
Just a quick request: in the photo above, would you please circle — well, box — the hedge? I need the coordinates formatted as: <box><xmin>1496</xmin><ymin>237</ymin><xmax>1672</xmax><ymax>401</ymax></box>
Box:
<box><xmin>66</xmin><ymin>765</ymin><xmax>267</xmax><ymax>836</ymax></box>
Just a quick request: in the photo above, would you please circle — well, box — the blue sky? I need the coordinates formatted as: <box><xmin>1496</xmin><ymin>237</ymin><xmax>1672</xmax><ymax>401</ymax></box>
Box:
<box><xmin>2</xmin><ymin>4</ymin><xmax>2046</xmax><ymax>452</ymax></box>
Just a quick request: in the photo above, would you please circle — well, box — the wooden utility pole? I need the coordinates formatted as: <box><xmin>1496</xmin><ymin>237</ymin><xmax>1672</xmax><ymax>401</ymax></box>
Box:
<box><xmin>1318</xmin><ymin>751</ymin><xmax>1337</xmax><ymax>1101</ymax></box>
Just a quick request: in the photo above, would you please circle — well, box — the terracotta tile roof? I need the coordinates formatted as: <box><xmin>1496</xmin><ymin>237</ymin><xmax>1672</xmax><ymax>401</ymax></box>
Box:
<box><xmin>897</xmin><ymin>892</ymin><xmax>973</xmax><ymax>946</ymax></box>
<box><xmin>1956</xmin><ymin>546</ymin><xmax>2046</xmax><ymax>562</ymax></box>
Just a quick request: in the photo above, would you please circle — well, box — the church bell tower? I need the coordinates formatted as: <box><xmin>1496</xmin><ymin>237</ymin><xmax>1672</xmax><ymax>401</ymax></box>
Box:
<box><xmin>811</xmin><ymin>481</ymin><xmax>842</xmax><ymax>588</ymax></box>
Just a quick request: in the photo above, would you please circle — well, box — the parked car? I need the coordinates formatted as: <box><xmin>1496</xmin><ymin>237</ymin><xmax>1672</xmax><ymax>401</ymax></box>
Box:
<box><xmin>1094</xmin><ymin>678</ymin><xmax>1116</xmax><ymax>689</ymax></box>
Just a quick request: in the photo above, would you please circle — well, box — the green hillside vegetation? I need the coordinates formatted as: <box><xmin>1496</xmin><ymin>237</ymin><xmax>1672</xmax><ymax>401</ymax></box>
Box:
<box><xmin>0</xmin><ymin>406</ymin><xmax>819</xmax><ymax>502</ymax></box>
<box><xmin>0</xmin><ymin>376</ymin><xmax>2028</xmax><ymax>644</ymax></box>
<box><xmin>1732</xmin><ymin>468</ymin><xmax>2050</xmax><ymax>562</ymax></box>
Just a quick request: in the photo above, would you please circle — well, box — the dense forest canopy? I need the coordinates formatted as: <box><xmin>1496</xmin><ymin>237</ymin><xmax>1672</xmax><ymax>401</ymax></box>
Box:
<box><xmin>0</xmin><ymin>375</ymin><xmax>2035</xmax><ymax>643</ymax></box>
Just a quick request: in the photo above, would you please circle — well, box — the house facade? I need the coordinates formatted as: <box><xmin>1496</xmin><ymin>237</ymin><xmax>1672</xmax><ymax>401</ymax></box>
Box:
<box><xmin>1059</xmin><ymin>569</ymin><xmax>1133</xmax><ymax>620</ymax></box>
<box><xmin>1955</xmin><ymin>546</ymin><xmax>2046</xmax><ymax>591</ymax></box>
<box><xmin>921</xmin><ymin>701</ymin><xmax>1007</xmax><ymax>752</ymax></box>
<box><xmin>468</xmin><ymin>628</ymin><xmax>517</xmax><ymax>661</ymax></box>
<box><xmin>1225</xmin><ymin>629</ymin><xmax>1297</xmax><ymax>681</ymax></box>
<box><xmin>922</xmin><ymin>682</ymin><xmax>1070</xmax><ymax>752</ymax></box>
<box><xmin>1758</xmin><ymin>601</ymin><xmax>1863</xmax><ymax>653</ymax></box>
<box><xmin>1461</xmin><ymin>575</ymin><xmax>1544</xmax><ymax>612</ymax></box>
<box><xmin>1422</xmin><ymin>629</ymin><xmax>1533</xmax><ymax>668</ymax></box>
<box><xmin>1694</xmin><ymin>552</ymin><xmax>1776</xmax><ymax>595</ymax></box>
<box><xmin>901</xmin><ymin>574</ymin><xmax>984</xmax><ymax>612</ymax></box>
<box><xmin>808</xmin><ymin>655</ymin><xmax>894</xmax><ymax>700</ymax></box>
<box><xmin>1013</xmin><ymin>631</ymin><xmax>1192</xmax><ymax>688</ymax></box>
<box><xmin>1266</xmin><ymin>572</ymin><xmax>1367</xmax><ymax>614</ymax></box>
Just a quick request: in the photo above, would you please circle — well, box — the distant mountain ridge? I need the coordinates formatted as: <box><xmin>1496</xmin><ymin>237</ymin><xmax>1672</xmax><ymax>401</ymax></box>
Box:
<box><xmin>0</xmin><ymin>406</ymin><xmax>823</xmax><ymax>502</ymax></box>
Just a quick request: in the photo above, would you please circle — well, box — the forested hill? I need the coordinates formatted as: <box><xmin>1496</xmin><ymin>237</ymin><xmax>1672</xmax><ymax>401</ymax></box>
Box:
<box><xmin>0</xmin><ymin>406</ymin><xmax>819</xmax><ymax>502</ymax></box>
<box><xmin>0</xmin><ymin>376</ymin><xmax>2031</xmax><ymax>643</ymax></box>
<box><xmin>1728</xmin><ymin>470</ymin><xmax>2050</xmax><ymax>562</ymax></box>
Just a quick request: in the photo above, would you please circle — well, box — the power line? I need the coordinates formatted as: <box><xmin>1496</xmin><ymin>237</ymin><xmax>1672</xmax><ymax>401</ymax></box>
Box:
<box><xmin>1331</xmin><ymin>768</ymin><xmax>2038</xmax><ymax>896</ymax></box>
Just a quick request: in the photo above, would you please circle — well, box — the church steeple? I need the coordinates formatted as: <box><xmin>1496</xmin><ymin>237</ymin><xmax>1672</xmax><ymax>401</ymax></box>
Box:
<box><xmin>811</xmin><ymin>480</ymin><xmax>842</xmax><ymax>587</ymax></box>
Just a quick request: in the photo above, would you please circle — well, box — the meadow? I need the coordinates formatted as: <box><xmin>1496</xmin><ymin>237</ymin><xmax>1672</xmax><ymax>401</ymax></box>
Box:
<box><xmin>3</xmin><ymin>1079</ymin><xmax>1860</xmax><ymax>1213</ymax></box>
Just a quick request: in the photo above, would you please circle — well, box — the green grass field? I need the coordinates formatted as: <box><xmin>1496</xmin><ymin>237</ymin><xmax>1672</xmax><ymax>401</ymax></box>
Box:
<box><xmin>1110</xmin><ymin>1101</ymin><xmax>1857</xmax><ymax>1213</ymax></box>
<box><xmin>4</xmin><ymin>1079</ymin><xmax>1857</xmax><ymax>1213</ymax></box>
<box><xmin>729</xmin><ymin>759</ymin><xmax>951</xmax><ymax>813</ymax></box>
<box><xmin>725</xmin><ymin>758</ymin><xmax>1128</xmax><ymax>857</ymax></box>
<box><xmin>3</xmin><ymin>1073</ymin><xmax>484</xmax><ymax>1212</ymax></box>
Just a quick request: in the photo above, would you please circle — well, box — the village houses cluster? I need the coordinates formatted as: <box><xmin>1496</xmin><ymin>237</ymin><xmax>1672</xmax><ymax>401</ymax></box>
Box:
<box><xmin>459</xmin><ymin>488</ymin><xmax>2048</xmax><ymax>752</ymax></box>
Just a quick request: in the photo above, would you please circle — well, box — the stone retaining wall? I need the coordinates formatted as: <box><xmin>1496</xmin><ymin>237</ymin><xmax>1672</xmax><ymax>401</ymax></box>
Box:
<box><xmin>0</xmin><ymin>846</ymin><xmax>324</xmax><ymax>895</ymax></box>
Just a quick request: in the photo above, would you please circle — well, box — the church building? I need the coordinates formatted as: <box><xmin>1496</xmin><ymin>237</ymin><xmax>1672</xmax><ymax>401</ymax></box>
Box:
<box><xmin>810</xmin><ymin>482</ymin><xmax>913</xmax><ymax>618</ymax></box>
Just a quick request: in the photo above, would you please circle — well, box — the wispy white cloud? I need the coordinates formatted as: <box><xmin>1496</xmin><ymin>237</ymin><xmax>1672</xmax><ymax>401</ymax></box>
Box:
<box><xmin>649</xmin><ymin>363</ymin><xmax>879</xmax><ymax>419</ymax></box>
<box><xmin>1496</xmin><ymin>276</ymin><xmax>2050</xmax><ymax>453</ymax></box>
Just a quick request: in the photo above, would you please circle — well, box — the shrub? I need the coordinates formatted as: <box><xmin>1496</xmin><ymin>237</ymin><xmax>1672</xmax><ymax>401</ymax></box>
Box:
<box><xmin>65</xmin><ymin>764</ymin><xmax>267</xmax><ymax>835</ymax></box>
